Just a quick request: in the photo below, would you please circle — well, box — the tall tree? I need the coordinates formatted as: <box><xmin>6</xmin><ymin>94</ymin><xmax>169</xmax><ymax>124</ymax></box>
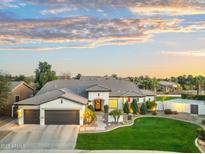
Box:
<box><xmin>35</xmin><ymin>61</ymin><xmax>58</xmax><ymax>89</ymax></box>
<box><xmin>150</xmin><ymin>77</ymin><xmax>158</xmax><ymax>95</ymax></box>
<box><xmin>111</xmin><ymin>74</ymin><xmax>118</xmax><ymax>79</ymax></box>
<box><xmin>0</xmin><ymin>74</ymin><xmax>11</xmax><ymax>112</ymax></box>
<box><xmin>194</xmin><ymin>76</ymin><xmax>204</xmax><ymax>95</ymax></box>
<box><xmin>74</xmin><ymin>73</ymin><xmax>82</xmax><ymax>80</ymax></box>
<box><xmin>12</xmin><ymin>75</ymin><xmax>34</xmax><ymax>84</ymax></box>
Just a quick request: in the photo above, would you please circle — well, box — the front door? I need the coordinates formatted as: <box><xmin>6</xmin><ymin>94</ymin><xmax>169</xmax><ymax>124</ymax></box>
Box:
<box><xmin>94</xmin><ymin>99</ymin><xmax>102</xmax><ymax>111</ymax></box>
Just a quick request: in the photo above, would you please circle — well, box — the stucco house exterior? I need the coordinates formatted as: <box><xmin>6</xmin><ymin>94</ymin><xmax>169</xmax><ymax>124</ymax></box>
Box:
<box><xmin>1</xmin><ymin>81</ymin><xmax>34</xmax><ymax>117</ymax></box>
<box><xmin>157</xmin><ymin>81</ymin><xmax>181</xmax><ymax>94</ymax></box>
<box><xmin>15</xmin><ymin>76</ymin><xmax>155</xmax><ymax>126</ymax></box>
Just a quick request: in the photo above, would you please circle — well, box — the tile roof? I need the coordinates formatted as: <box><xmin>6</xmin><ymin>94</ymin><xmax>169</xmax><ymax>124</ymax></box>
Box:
<box><xmin>86</xmin><ymin>84</ymin><xmax>111</xmax><ymax>92</ymax></box>
<box><xmin>15</xmin><ymin>89</ymin><xmax>87</xmax><ymax>105</ymax></box>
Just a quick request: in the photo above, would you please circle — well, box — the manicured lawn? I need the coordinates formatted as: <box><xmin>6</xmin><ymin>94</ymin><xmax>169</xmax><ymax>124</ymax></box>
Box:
<box><xmin>156</xmin><ymin>96</ymin><xmax>179</xmax><ymax>101</ymax></box>
<box><xmin>76</xmin><ymin>117</ymin><xmax>200</xmax><ymax>153</ymax></box>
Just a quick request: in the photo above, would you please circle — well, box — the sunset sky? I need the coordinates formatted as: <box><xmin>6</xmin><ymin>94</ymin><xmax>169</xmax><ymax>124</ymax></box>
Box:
<box><xmin>0</xmin><ymin>0</ymin><xmax>205</xmax><ymax>77</ymax></box>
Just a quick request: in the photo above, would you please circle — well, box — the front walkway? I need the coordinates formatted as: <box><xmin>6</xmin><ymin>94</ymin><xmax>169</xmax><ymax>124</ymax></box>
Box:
<box><xmin>80</xmin><ymin>112</ymin><xmax>106</xmax><ymax>132</ymax></box>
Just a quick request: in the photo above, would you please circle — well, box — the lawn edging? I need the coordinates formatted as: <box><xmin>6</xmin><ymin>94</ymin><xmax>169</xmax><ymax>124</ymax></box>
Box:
<box><xmin>80</xmin><ymin>115</ymin><xmax>204</xmax><ymax>134</ymax></box>
<box><xmin>195</xmin><ymin>138</ymin><xmax>204</xmax><ymax>153</ymax></box>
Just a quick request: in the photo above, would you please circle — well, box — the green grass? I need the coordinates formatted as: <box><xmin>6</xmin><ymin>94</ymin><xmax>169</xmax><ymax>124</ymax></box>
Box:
<box><xmin>76</xmin><ymin>117</ymin><xmax>200</xmax><ymax>153</ymax></box>
<box><xmin>156</xmin><ymin>96</ymin><xmax>179</xmax><ymax>101</ymax></box>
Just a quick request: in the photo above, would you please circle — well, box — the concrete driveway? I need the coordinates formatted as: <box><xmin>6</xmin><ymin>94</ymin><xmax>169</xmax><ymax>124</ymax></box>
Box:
<box><xmin>0</xmin><ymin>125</ymin><xmax>79</xmax><ymax>152</ymax></box>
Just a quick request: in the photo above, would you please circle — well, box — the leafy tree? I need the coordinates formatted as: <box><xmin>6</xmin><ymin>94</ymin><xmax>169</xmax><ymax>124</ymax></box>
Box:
<box><xmin>12</xmin><ymin>75</ymin><xmax>34</xmax><ymax>84</ymax></box>
<box><xmin>111</xmin><ymin>74</ymin><xmax>118</xmax><ymax>79</ymax></box>
<box><xmin>84</xmin><ymin>107</ymin><xmax>96</xmax><ymax>124</ymax></box>
<box><xmin>87</xmin><ymin>104</ymin><xmax>94</xmax><ymax>111</ymax></box>
<box><xmin>0</xmin><ymin>74</ymin><xmax>11</xmax><ymax>113</ymax></box>
<box><xmin>140</xmin><ymin>103</ymin><xmax>147</xmax><ymax>115</ymax></box>
<box><xmin>74</xmin><ymin>73</ymin><xmax>82</xmax><ymax>80</ymax></box>
<box><xmin>110</xmin><ymin>109</ymin><xmax>122</xmax><ymax>123</ymax></box>
<box><xmin>123</xmin><ymin>101</ymin><xmax>130</xmax><ymax>114</ymax></box>
<box><xmin>130</xmin><ymin>99</ymin><xmax>138</xmax><ymax>114</ymax></box>
<box><xmin>35</xmin><ymin>61</ymin><xmax>58</xmax><ymax>89</ymax></box>
<box><xmin>146</xmin><ymin>101</ymin><xmax>157</xmax><ymax>111</ymax></box>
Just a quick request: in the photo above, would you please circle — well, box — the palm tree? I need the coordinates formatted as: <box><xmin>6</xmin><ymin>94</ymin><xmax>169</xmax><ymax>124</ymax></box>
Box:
<box><xmin>151</xmin><ymin>78</ymin><xmax>158</xmax><ymax>96</ymax></box>
<box><xmin>195</xmin><ymin>76</ymin><xmax>204</xmax><ymax>95</ymax></box>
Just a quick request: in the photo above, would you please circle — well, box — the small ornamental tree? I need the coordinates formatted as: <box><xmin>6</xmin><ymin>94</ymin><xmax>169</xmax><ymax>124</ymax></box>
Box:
<box><xmin>110</xmin><ymin>109</ymin><xmax>122</xmax><ymax>123</ymax></box>
<box><xmin>104</xmin><ymin>104</ymin><xmax>109</xmax><ymax>113</ymax></box>
<box><xmin>87</xmin><ymin>104</ymin><xmax>94</xmax><ymax>111</ymax></box>
<box><xmin>140</xmin><ymin>103</ymin><xmax>147</xmax><ymax>115</ymax></box>
<box><xmin>131</xmin><ymin>99</ymin><xmax>138</xmax><ymax>114</ymax></box>
<box><xmin>123</xmin><ymin>101</ymin><xmax>130</xmax><ymax>114</ymax></box>
<box><xmin>146</xmin><ymin>100</ymin><xmax>157</xmax><ymax>111</ymax></box>
<box><xmin>84</xmin><ymin>107</ymin><xmax>96</xmax><ymax>124</ymax></box>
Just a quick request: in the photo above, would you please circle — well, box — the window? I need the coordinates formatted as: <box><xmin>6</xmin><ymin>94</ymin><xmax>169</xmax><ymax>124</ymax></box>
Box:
<box><xmin>109</xmin><ymin>99</ymin><xmax>118</xmax><ymax>109</ymax></box>
<box><xmin>15</xmin><ymin>96</ymin><xmax>20</xmax><ymax>102</ymax></box>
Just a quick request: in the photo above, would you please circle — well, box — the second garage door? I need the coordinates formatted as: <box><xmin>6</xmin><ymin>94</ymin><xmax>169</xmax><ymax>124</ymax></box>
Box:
<box><xmin>45</xmin><ymin>110</ymin><xmax>79</xmax><ymax>125</ymax></box>
<box><xmin>24</xmin><ymin>109</ymin><xmax>40</xmax><ymax>124</ymax></box>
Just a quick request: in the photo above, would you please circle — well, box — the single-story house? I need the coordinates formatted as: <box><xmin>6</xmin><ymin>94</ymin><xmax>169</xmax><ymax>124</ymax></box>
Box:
<box><xmin>157</xmin><ymin>98</ymin><xmax>205</xmax><ymax>115</ymax></box>
<box><xmin>15</xmin><ymin>76</ymin><xmax>155</xmax><ymax>125</ymax></box>
<box><xmin>0</xmin><ymin>81</ymin><xmax>34</xmax><ymax>117</ymax></box>
<box><xmin>157</xmin><ymin>81</ymin><xmax>180</xmax><ymax>93</ymax></box>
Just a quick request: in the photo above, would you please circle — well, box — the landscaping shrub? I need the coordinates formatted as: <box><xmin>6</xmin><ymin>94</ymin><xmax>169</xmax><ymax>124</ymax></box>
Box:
<box><xmin>172</xmin><ymin>111</ymin><xmax>178</xmax><ymax>114</ymax></box>
<box><xmin>140</xmin><ymin>103</ymin><xmax>147</xmax><ymax>115</ymax></box>
<box><xmin>164</xmin><ymin>109</ymin><xmax>172</xmax><ymax>114</ymax></box>
<box><xmin>197</xmin><ymin>128</ymin><xmax>205</xmax><ymax>141</ymax></box>
<box><xmin>202</xmin><ymin>120</ymin><xmax>205</xmax><ymax>125</ymax></box>
<box><xmin>146</xmin><ymin>101</ymin><xmax>157</xmax><ymax>111</ymax></box>
<box><xmin>84</xmin><ymin>107</ymin><xmax>96</xmax><ymax>124</ymax></box>
<box><xmin>123</xmin><ymin>101</ymin><xmax>130</xmax><ymax>114</ymax></box>
<box><xmin>128</xmin><ymin>113</ymin><xmax>132</xmax><ymax>120</ymax></box>
<box><xmin>104</xmin><ymin>104</ymin><xmax>109</xmax><ymax>113</ymax></box>
<box><xmin>152</xmin><ymin>111</ymin><xmax>157</xmax><ymax>115</ymax></box>
<box><xmin>130</xmin><ymin>99</ymin><xmax>138</xmax><ymax>114</ymax></box>
<box><xmin>87</xmin><ymin>104</ymin><xmax>94</xmax><ymax>111</ymax></box>
<box><xmin>181</xmin><ymin>93</ymin><xmax>205</xmax><ymax>100</ymax></box>
<box><xmin>110</xmin><ymin>109</ymin><xmax>122</xmax><ymax>123</ymax></box>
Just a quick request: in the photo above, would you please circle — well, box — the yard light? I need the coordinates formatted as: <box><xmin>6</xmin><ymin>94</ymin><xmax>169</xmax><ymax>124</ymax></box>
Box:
<box><xmin>17</xmin><ymin>109</ymin><xmax>23</xmax><ymax>118</ymax></box>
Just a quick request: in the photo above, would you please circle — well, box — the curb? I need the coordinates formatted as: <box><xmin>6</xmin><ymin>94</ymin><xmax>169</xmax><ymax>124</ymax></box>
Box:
<box><xmin>195</xmin><ymin>138</ymin><xmax>205</xmax><ymax>153</ymax></box>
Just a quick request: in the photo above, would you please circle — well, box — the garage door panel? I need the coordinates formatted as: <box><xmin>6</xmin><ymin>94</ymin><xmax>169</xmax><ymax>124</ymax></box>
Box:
<box><xmin>24</xmin><ymin>109</ymin><xmax>40</xmax><ymax>124</ymax></box>
<box><xmin>45</xmin><ymin>110</ymin><xmax>79</xmax><ymax>125</ymax></box>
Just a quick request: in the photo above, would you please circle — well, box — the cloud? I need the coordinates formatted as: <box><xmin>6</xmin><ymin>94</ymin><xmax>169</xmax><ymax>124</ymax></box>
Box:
<box><xmin>0</xmin><ymin>15</ymin><xmax>205</xmax><ymax>50</ymax></box>
<box><xmin>41</xmin><ymin>7</ymin><xmax>73</xmax><ymax>15</ymax></box>
<box><xmin>0</xmin><ymin>0</ymin><xmax>205</xmax><ymax>50</ymax></box>
<box><xmin>0</xmin><ymin>16</ymin><xmax>190</xmax><ymax>49</ymax></box>
<box><xmin>129</xmin><ymin>0</ymin><xmax>205</xmax><ymax>15</ymax></box>
<box><xmin>161</xmin><ymin>50</ymin><xmax>205</xmax><ymax>57</ymax></box>
<box><xmin>0</xmin><ymin>0</ymin><xmax>26</xmax><ymax>9</ymax></box>
<box><xmin>25</xmin><ymin>0</ymin><xmax>205</xmax><ymax>16</ymax></box>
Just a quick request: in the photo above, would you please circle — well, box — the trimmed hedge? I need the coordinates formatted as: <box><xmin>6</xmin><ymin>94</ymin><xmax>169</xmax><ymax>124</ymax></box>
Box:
<box><xmin>181</xmin><ymin>93</ymin><xmax>205</xmax><ymax>100</ymax></box>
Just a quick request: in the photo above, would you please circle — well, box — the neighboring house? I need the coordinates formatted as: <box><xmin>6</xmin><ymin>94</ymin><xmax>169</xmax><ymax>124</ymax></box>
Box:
<box><xmin>157</xmin><ymin>98</ymin><xmax>205</xmax><ymax>115</ymax></box>
<box><xmin>157</xmin><ymin>81</ymin><xmax>180</xmax><ymax>93</ymax></box>
<box><xmin>15</xmin><ymin>76</ymin><xmax>155</xmax><ymax>126</ymax></box>
<box><xmin>1</xmin><ymin>81</ymin><xmax>34</xmax><ymax>117</ymax></box>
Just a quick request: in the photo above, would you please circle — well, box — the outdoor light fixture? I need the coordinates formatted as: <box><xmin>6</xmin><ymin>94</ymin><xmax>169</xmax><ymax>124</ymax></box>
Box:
<box><xmin>17</xmin><ymin>109</ymin><xmax>23</xmax><ymax>118</ymax></box>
